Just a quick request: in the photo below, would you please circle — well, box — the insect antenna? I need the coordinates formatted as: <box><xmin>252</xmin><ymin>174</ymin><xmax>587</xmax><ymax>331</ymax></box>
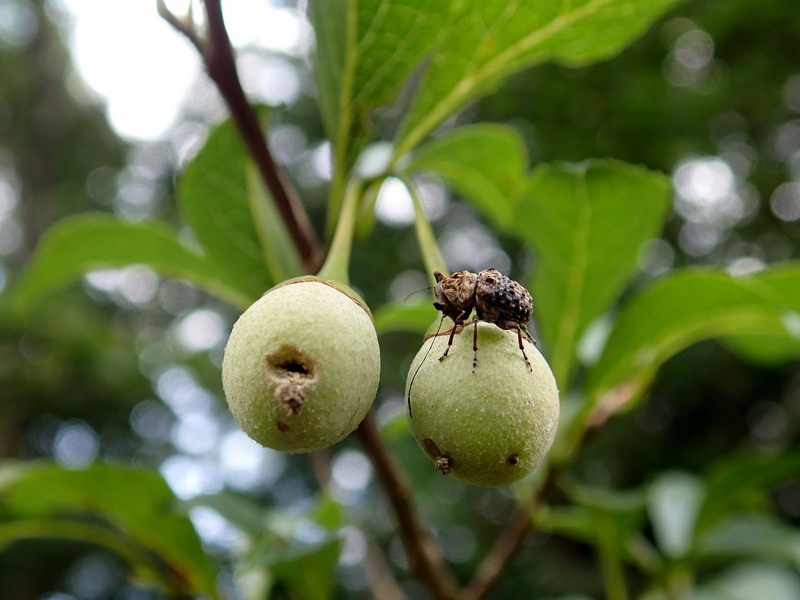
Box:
<box><xmin>406</xmin><ymin>314</ymin><xmax>446</xmax><ymax>419</ymax></box>
<box><xmin>403</xmin><ymin>286</ymin><xmax>434</xmax><ymax>303</ymax></box>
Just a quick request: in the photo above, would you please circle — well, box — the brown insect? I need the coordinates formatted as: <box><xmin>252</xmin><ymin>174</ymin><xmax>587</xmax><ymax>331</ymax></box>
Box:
<box><xmin>432</xmin><ymin>268</ymin><xmax>535</xmax><ymax>372</ymax></box>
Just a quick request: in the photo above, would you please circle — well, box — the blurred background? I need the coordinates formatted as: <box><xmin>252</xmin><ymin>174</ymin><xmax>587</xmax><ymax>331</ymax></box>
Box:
<box><xmin>1</xmin><ymin>0</ymin><xmax>799</xmax><ymax>598</ymax></box>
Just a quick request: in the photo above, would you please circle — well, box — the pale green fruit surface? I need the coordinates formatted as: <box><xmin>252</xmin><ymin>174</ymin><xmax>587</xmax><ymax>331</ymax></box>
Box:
<box><xmin>406</xmin><ymin>321</ymin><xmax>559</xmax><ymax>486</ymax></box>
<box><xmin>222</xmin><ymin>279</ymin><xmax>380</xmax><ymax>453</ymax></box>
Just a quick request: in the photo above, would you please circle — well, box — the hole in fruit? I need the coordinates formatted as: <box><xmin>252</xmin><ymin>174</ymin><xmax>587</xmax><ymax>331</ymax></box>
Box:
<box><xmin>265</xmin><ymin>345</ymin><xmax>318</xmax><ymax>415</ymax></box>
<box><xmin>280</xmin><ymin>360</ymin><xmax>309</xmax><ymax>375</ymax></box>
<box><xmin>507</xmin><ymin>453</ymin><xmax>520</xmax><ymax>466</ymax></box>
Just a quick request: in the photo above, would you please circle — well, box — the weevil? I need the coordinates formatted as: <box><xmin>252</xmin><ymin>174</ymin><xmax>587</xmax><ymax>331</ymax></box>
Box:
<box><xmin>432</xmin><ymin>268</ymin><xmax>535</xmax><ymax>372</ymax></box>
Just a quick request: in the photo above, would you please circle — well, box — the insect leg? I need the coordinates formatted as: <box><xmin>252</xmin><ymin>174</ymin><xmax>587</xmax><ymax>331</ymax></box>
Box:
<box><xmin>522</xmin><ymin>325</ymin><xmax>537</xmax><ymax>346</ymax></box>
<box><xmin>472</xmin><ymin>315</ymin><xmax>480</xmax><ymax>373</ymax></box>
<box><xmin>438</xmin><ymin>321</ymin><xmax>459</xmax><ymax>362</ymax></box>
<box><xmin>516</xmin><ymin>325</ymin><xmax>533</xmax><ymax>372</ymax></box>
<box><xmin>438</xmin><ymin>309</ymin><xmax>471</xmax><ymax>362</ymax></box>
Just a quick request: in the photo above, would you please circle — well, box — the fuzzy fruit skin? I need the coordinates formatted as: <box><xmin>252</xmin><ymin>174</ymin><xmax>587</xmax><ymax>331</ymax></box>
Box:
<box><xmin>222</xmin><ymin>278</ymin><xmax>380</xmax><ymax>453</ymax></box>
<box><xmin>406</xmin><ymin>321</ymin><xmax>559</xmax><ymax>487</ymax></box>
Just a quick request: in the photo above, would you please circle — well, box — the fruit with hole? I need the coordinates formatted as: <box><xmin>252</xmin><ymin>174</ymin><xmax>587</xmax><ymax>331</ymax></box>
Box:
<box><xmin>222</xmin><ymin>277</ymin><xmax>380</xmax><ymax>453</ymax></box>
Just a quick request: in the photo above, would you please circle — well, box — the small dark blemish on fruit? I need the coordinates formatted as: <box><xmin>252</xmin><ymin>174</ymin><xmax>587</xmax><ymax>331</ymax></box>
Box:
<box><xmin>422</xmin><ymin>438</ymin><xmax>452</xmax><ymax>475</ymax></box>
<box><xmin>507</xmin><ymin>453</ymin><xmax>520</xmax><ymax>465</ymax></box>
<box><xmin>277</xmin><ymin>421</ymin><xmax>289</xmax><ymax>432</ymax></box>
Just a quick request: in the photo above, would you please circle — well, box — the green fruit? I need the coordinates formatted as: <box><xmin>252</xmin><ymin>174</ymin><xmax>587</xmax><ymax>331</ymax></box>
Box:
<box><xmin>406</xmin><ymin>321</ymin><xmax>559</xmax><ymax>486</ymax></box>
<box><xmin>222</xmin><ymin>277</ymin><xmax>380</xmax><ymax>453</ymax></box>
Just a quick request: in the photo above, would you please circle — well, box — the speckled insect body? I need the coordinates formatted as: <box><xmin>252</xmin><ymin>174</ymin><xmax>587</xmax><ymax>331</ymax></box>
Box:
<box><xmin>432</xmin><ymin>268</ymin><xmax>534</xmax><ymax>372</ymax></box>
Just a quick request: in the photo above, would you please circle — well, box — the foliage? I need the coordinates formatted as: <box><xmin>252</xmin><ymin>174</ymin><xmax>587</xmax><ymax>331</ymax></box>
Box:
<box><xmin>2</xmin><ymin>0</ymin><xmax>800</xmax><ymax>599</ymax></box>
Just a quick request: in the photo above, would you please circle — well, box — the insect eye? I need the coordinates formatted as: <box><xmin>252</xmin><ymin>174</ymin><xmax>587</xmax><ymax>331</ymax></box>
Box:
<box><xmin>433</xmin><ymin>302</ymin><xmax>444</xmax><ymax>310</ymax></box>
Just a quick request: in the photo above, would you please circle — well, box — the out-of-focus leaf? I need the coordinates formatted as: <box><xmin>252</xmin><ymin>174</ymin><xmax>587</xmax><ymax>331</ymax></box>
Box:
<box><xmin>178</xmin><ymin>117</ymin><xmax>272</xmax><ymax>299</ymax></box>
<box><xmin>374</xmin><ymin>301</ymin><xmax>438</xmax><ymax>335</ymax></box>
<box><xmin>10</xmin><ymin>214</ymin><xmax>251</xmax><ymax>312</ymax></box>
<box><xmin>697</xmin><ymin>515</ymin><xmax>800</xmax><ymax>564</ymax></box>
<box><xmin>187</xmin><ymin>491</ymin><xmax>269</xmax><ymax>539</ymax></box>
<box><xmin>394</xmin><ymin>0</ymin><xmax>686</xmax><ymax>157</ymax></box>
<box><xmin>516</xmin><ymin>160</ymin><xmax>670</xmax><ymax>388</ymax></box>
<box><xmin>404</xmin><ymin>124</ymin><xmax>527</xmax><ymax>230</ymax></box>
<box><xmin>584</xmin><ymin>267</ymin><xmax>800</xmax><ymax>422</ymax></box>
<box><xmin>540</xmin><ymin>484</ymin><xmax>656</xmax><ymax>582</ymax></box>
<box><xmin>691</xmin><ymin>563</ymin><xmax>800</xmax><ymax>600</ymax></box>
<box><xmin>647</xmin><ymin>472</ymin><xmax>704</xmax><ymax>558</ymax></box>
<box><xmin>0</xmin><ymin>462</ymin><xmax>218</xmax><ymax>598</ymax></box>
<box><xmin>246</xmin><ymin>162</ymin><xmax>304</xmax><ymax>282</ymax></box>
<box><xmin>695</xmin><ymin>451</ymin><xmax>800</xmax><ymax>533</ymax></box>
<box><xmin>723</xmin><ymin>264</ymin><xmax>800</xmax><ymax>364</ymax></box>
<box><xmin>270</xmin><ymin>539</ymin><xmax>341</xmax><ymax>600</ymax></box>
<box><xmin>309</xmin><ymin>0</ymin><xmax>451</xmax><ymax>168</ymax></box>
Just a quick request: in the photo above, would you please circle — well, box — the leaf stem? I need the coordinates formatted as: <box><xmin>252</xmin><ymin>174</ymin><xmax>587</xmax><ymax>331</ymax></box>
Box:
<box><xmin>160</xmin><ymin>0</ymin><xmax>322</xmax><ymax>273</ymax></box>
<box><xmin>355</xmin><ymin>413</ymin><xmax>459</xmax><ymax>600</ymax></box>
<box><xmin>316</xmin><ymin>178</ymin><xmax>362</xmax><ymax>285</ymax></box>
<box><xmin>401</xmin><ymin>175</ymin><xmax>449</xmax><ymax>281</ymax></box>
<box><xmin>463</xmin><ymin>471</ymin><xmax>557</xmax><ymax>600</ymax></box>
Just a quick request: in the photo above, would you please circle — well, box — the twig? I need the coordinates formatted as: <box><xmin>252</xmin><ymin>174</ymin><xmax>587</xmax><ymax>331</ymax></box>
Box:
<box><xmin>159</xmin><ymin>0</ymin><xmax>322</xmax><ymax>273</ymax></box>
<box><xmin>462</xmin><ymin>472</ymin><xmax>557</xmax><ymax>600</ymax></box>
<box><xmin>356</xmin><ymin>413</ymin><xmax>458</xmax><ymax>600</ymax></box>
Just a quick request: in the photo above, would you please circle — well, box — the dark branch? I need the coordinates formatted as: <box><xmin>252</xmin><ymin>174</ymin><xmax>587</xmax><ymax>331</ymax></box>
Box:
<box><xmin>463</xmin><ymin>473</ymin><xmax>557</xmax><ymax>600</ymax></box>
<box><xmin>161</xmin><ymin>0</ymin><xmax>322</xmax><ymax>274</ymax></box>
<box><xmin>356</xmin><ymin>413</ymin><xmax>458</xmax><ymax>600</ymax></box>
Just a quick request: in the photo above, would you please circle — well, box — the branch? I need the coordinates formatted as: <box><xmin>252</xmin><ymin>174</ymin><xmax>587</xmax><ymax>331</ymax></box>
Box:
<box><xmin>160</xmin><ymin>0</ymin><xmax>322</xmax><ymax>273</ymax></box>
<box><xmin>462</xmin><ymin>472</ymin><xmax>557</xmax><ymax>600</ymax></box>
<box><xmin>356</xmin><ymin>413</ymin><xmax>458</xmax><ymax>600</ymax></box>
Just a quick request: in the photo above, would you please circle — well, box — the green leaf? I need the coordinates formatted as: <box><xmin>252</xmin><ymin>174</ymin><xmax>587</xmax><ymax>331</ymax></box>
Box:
<box><xmin>270</xmin><ymin>539</ymin><xmax>341</xmax><ymax>600</ymax></box>
<box><xmin>723</xmin><ymin>264</ymin><xmax>800</xmax><ymax>364</ymax></box>
<box><xmin>647</xmin><ymin>472</ymin><xmax>704</xmax><ymax>558</ymax></box>
<box><xmin>695</xmin><ymin>451</ymin><xmax>800</xmax><ymax>534</ymax></box>
<box><xmin>394</xmin><ymin>0</ymin><xmax>686</xmax><ymax>157</ymax></box>
<box><xmin>585</xmin><ymin>267</ymin><xmax>800</xmax><ymax>416</ymax></box>
<box><xmin>309</xmin><ymin>0</ymin><xmax>452</xmax><ymax>167</ymax></box>
<box><xmin>404</xmin><ymin>124</ymin><xmax>528</xmax><ymax>230</ymax></box>
<box><xmin>373</xmin><ymin>301</ymin><xmax>438</xmax><ymax>335</ymax></box>
<box><xmin>691</xmin><ymin>563</ymin><xmax>800</xmax><ymax>600</ymax></box>
<box><xmin>246</xmin><ymin>162</ymin><xmax>304</xmax><ymax>282</ymax></box>
<box><xmin>517</xmin><ymin>160</ymin><xmax>671</xmax><ymax>388</ymax></box>
<box><xmin>0</xmin><ymin>462</ymin><xmax>219</xmax><ymax>598</ymax></box>
<box><xmin>697</xmin><ymin>515</ymin><xmax>800</xmax><ymax>565</ymax></box>
<box><xmin>10</xmin><ymin>214</ymin><xmax>252</xmax><ymax>312</ymax></box>
<box><xmin>178</xmin><ymin>117</ymin><xmax>273</xmax><ymax>299</ymax></box>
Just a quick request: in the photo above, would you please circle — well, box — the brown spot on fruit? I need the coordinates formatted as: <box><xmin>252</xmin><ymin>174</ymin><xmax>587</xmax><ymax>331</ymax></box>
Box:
<box><xmin>277</xmin><ymin>421</ymin><xmax>289</xmax><ymax>432</ymax></box>
<box><xmin>265</xmin><ymin>345</ymin><xmax>318</xmax><ymax>415</ymax></box>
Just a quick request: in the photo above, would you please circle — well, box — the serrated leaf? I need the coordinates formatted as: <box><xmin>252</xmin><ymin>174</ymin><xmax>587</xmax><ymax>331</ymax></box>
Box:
<box><xmin>517</xmin><ymin>160</ymin><xmax>670</xmax><ymax>388</ymax></box>
<box><xmin>0</xmin><ymin>462</ymin><xmax>219</xmax><ymax>598</ymax></box>
<box><xmin>585</xmin><ymin>267</ymin><xmax>800</xmax><ymax>417</ymax></box>
<box><xmin>309</xmin><ymin>0</ymin><xmax>451</xmax><ymax>169</ymax></box>
<box><xmin>404</xmin><ymin>123</ymin><xmax>527</xmax><ymax>230</ymax></box>
<box><xmin>178</xmin><ymin>117</ymin><xmax>272</xmax><ymax>299</ymax></box>
<box><xmin>10</xmin><ymin>214</ymin><xmax>251</xmax><ymax>312</ymax></box>
<box><xmin>394</xmin><ymin>0</ymin><xmax>686</xmax><ymax>157</ymax></box>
